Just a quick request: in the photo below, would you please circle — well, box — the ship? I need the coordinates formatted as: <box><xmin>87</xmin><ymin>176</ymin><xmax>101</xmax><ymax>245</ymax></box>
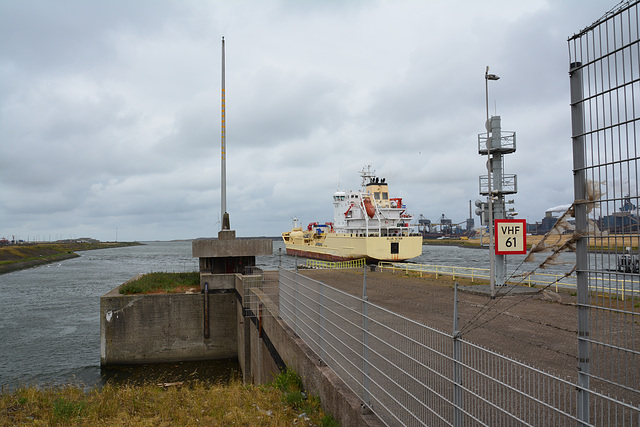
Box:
<box><xmin>282</xmin><ymin>166</ymin><xmax>423</xmax><ymax>262</ymax></box>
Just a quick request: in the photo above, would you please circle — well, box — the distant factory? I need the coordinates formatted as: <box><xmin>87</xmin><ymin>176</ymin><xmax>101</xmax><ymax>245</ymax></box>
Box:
<box><xmin>526</xmin><ymin>205</ymin><xmax>573</xmax><ymax>235</ymax></box>
<box><xmin>598</xmin><ymin>196</ymin><xmax>639</xmax><ymax>233</ymax></box>
<box><xmin>417</xmin><ymin>200</ymin><xmax>477</xmax><ymax>239</ymax></box>
<box><xmin>415</xmin><ymin>195</ymin><xmax>640</xmax><ymax>240</ymax></box>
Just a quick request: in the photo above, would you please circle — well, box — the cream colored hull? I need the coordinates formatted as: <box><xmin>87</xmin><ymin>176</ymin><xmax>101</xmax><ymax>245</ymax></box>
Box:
<box><xmin>283</xmin><ymin>233</ymin><xmax>422</xmax><ymax>262</ymax></box>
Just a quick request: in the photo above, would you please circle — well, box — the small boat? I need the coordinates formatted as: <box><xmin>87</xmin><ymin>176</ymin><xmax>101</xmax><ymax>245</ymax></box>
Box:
<box><xmin>282</xmin><ymin>166</ymin><xmax>423</xmax><ymax>262</ymax></box>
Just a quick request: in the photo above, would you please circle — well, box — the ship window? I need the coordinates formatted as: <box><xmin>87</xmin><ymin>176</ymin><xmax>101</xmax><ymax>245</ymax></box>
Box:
<box><xmin>391</xmin><ymin>242</ymin><xmax>399</xmax><ymax>254</ymax></box>
<box><xmin>374</xmin><ymin>192</ymin><xmax>381</xmax><ymax>199</ymax></box>
<box><xmin>382</xmin><ymin>192</ymin><xmax>388</xmax><ymax>200</ymax></box>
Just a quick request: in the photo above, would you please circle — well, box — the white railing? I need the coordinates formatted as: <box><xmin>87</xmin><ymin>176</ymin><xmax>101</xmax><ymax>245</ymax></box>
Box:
<box><xmin>304</xmin><ymin>258</ymin><xmax>366</xmax><ymax>269</ymax></box>
<box><xmin>377</xmin><ymin>262</ymin><xmax>640</xmax><ymax>299</ymax></box>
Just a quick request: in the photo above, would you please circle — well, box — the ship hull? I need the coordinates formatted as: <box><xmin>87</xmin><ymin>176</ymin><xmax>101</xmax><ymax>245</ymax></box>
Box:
<box><xmin>283</xmin><ymin>234</ymin><xmax>422</xmax><ymax>262</ymax></box>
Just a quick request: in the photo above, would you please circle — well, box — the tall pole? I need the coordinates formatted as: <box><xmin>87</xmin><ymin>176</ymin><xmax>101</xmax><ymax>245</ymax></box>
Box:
<box><xmin>221</xmin><ymin>36</ymin><xmax>228</xmax><ymax>230</ymax></box>
<box><xmin>485</xmin><ymin>67</ymin><xmax>498</xmax><ymax>298</ymax></box>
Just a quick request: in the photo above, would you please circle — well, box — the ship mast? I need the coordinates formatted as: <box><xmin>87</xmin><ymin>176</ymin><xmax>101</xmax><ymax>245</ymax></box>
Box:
<box><xmin>359</xmin><ymin>164</ymin><xmax>375</xmax><ymax>189</ymax></box>
<box><xmin>221</xmin><ymin>36</ymin><xmax>230</xmax><ymax>230</ymax></box>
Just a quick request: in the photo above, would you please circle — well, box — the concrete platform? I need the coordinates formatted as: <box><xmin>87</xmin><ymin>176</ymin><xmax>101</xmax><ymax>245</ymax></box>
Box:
<box><xmin>192</xmin><ymin>235</ymin><xmax>272</xmax><ymax>258</ymax></box>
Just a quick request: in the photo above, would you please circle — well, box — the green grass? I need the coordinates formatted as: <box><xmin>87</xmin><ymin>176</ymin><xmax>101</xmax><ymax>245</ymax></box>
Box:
<box><xmin>52</xmin><ymin>397</ymin><xmax>87</xmax><ymax>421</ymax></box>
<box><xmin>267</xmin><ymin>368</ymin><xmax>339</xmax><ymax>426</ymax></box>
<box><xmin>119</xmin><ymin>272</ymin><xmax>200</xmax><ymax>294</ymax></box>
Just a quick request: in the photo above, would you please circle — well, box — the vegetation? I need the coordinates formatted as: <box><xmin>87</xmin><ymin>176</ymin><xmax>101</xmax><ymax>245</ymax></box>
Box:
<box><xmin>119</xmin><ymin>272</ymin><xmax>200</xmax><ymax>294</ymax></box>
<box><xmin>0</xmin><ymin>369</ymin><xmax>338</xmax><ymax>426</ymax></box>
<box><xmin>0</xmin><ymin>242</ymin><xmax>142</xmax><ymax>274</ymax></box>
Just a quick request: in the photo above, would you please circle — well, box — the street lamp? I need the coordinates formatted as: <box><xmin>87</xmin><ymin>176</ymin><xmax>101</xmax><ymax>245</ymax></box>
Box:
<box><xmin>485</xmin><ymin>66</ymin><xmax>500</xmax><ymax>298</ymax></box>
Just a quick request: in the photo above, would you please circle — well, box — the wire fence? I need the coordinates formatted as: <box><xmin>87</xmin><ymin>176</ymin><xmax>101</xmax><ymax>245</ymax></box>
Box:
<box><xmin>569</xmin><ymin>1</ymin><xmax>640</xmax><ymax>418</ymax></box>
<box><xmin>278</xmin><ymin>268</ymin><xmax>639</xmax><ymax>426</ymax></box>
<box><xmin>242</xmin><ymin>270</ymin><xmax>279</xmax><ymax>318</ymax></box>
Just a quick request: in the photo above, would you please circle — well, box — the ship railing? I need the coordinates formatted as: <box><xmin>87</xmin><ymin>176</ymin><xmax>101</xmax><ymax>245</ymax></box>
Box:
<box><xmin>305</xmin><ymin>258</ymin><xmax>366</xmax><ymax>269</ymax></box>
<box><xmin>377</xmin><ymin>262</ymin><xmax>640</xmax><ymax>299</ymax></box>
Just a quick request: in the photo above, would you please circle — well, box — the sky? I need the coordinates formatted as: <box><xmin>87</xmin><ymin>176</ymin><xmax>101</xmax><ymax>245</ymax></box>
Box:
<box><xmin>0</xmin><ymin>0</ymin><xmax>621</xmax><ymax>242</ymax></box>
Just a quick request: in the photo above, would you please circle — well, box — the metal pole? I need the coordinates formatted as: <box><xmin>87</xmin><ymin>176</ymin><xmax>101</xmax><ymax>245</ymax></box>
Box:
<box><xmin>485</xmin><ymin>67</ymin><xmax>497</xmax><ymax>297</ymax></box>
<box><xmin>570</xmin><ymin>61</ymin><xmax>590</xmax><ymax>427</ymax></box>
<box><xmin>491</xmin><ymin>117</ymin><xmax>506</xmax><ymax>288</ymax></box>
<box><xmin>221</xmin><ymin>36</ymin><xmax>228</xmax><ymax>228</ymax></box>
<box><xmin>203</xmin><ymin>282</ymin><xmax>210</xmax><ymax>339</ymax></box>
<box><xmin>453</xmin><ymin>282</ymin><xmax>462</xmax><ymax>427</ymax></box>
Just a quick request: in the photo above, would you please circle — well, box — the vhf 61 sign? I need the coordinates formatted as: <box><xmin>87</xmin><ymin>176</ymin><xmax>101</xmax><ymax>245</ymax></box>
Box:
<box><xmin>494</xmin><ymin>219</ymin><xmax>527</xmax><ymax>255</ymax></box>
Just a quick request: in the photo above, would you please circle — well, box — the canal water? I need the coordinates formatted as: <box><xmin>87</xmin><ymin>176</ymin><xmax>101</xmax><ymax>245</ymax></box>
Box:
<box><xmin>0</xmin><ymin>240</ymin><xmax>574</xmax><ymax>392</ymax></box>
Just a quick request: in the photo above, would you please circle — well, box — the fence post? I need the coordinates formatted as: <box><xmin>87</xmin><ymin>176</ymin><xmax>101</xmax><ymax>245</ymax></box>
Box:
<box><xmin>362</xmin><ymin>264</ymin><xmax>371</xmax><ymax>407</ymax></box>
<box><xmin>320</xmin><ymin>279</ymin><xmax>326</xmax><ymax>361</ymax></box>
<box><xmin>570</xmin><ymin>60</ymin><xmax>590</xmax><ymax>427</ymax></box>
<box><xmin>453</xmin><ymin>282</ymin><xmax>462</xmax><ymax>427</ymax></box>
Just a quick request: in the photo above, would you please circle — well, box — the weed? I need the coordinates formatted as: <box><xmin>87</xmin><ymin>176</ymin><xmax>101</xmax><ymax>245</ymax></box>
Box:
<box><xmin>283</xmin><ymin>390</ymin><xmax>307</xmax><ymax>409</ymax></box>
<box><xmin>119</xmin><ymin>272</ymin><xmax>199</xmax><ymax>294</ymax></box>
<box><xmin>321</xmin><ymin>413</ymin><xmax>341</xmax><ymax>427</ymax></box>
<box><xmin>269</xmin><ymin>369</ymin><xmax>329</xmax><ymax>417</ymax></box>
<box><xmin>272</xmin><ymin>368</ymin><xmax>304</xmax><ymax>393</ymax></box>
<box><xmin>52</xmin><ymin>397</ymin><xmax>86</xmax><ymax>421</ymax></box>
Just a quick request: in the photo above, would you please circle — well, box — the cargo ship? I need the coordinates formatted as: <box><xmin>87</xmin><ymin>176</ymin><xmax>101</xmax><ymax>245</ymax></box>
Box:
<box><xmin>282</xmin><ymin>166</ymin><xmax>423</xmax><ymax>262</ymax></box>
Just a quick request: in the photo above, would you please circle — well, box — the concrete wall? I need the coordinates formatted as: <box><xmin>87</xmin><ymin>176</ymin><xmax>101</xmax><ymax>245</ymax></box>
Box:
<box><xmin>100</xmin><ymin>284</ymin><xmax>236</xmax><ymax>365</ymax></box>
<box><xmin>239</xmin><ymin>275</ymin><xmax>384</xmax><ymax>427</ymax></box>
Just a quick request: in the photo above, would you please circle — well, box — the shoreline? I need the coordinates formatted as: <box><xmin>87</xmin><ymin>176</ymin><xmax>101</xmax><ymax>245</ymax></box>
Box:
<box><xmin>0</xmin><ymin>242</ymin><xmax>143</xmax><ymax>275</ymax></box>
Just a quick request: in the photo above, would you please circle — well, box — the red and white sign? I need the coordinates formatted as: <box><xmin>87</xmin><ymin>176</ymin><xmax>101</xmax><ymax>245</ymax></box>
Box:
<box><xmin>494</xmin><ymin>219</ymin><xmax>527</xmax><ymax>255</ymax></box>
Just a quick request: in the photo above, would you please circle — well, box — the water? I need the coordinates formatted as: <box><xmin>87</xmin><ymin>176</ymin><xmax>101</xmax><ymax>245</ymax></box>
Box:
<box><xmin>0</xmin><ymin>240</ymin><xmax>576</xmax><ymax>392</ymax></box>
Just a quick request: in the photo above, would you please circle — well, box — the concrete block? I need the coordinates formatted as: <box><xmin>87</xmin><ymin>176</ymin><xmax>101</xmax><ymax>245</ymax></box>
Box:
<box><xmin>192</xmin><ymin>237</ymin><xmax>272</xmax><ymax>258</ymax></box>
<box><xmin>100</xmin><ymin>286</ymin><xmax>237</xmax><ymax>365</ymax></box>
<box><xmin>200</xmin><ymin>273</ymin><xmax>236</xmax><ymax>291</ymax></box>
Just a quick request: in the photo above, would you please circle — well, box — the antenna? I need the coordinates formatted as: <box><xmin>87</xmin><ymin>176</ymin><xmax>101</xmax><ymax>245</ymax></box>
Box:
<box><xmin>221</xmin><ymin>36</ymin><xmax>230</xmax><ymax>230</ymax></box>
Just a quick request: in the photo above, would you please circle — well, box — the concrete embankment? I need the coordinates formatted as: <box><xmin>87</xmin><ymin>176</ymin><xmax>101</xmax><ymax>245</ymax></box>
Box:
<box><xmin>100</xmin><ymin>270</ymin><xmax>384</xmax><ymax>427</ymax></box>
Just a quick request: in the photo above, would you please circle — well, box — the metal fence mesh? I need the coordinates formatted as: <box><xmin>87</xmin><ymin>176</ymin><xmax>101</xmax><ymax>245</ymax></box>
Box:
<box><xmin>568</xmin><ymin>0</ymin><xmax>640</xmax><ymax>411</ymax></box>
<box><xmin>243</xmin><ymin>269</ymin><xmax>279</xmax><ymax>318</ymax></box>
<box><xmin>278</xmin><ymin>268</ymin><xmax>639</xmax><ymax>426</ymax></box>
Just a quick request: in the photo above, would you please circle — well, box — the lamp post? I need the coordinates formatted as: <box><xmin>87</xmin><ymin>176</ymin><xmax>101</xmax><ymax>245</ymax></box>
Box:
<box><xmin>485</xmin><ymin>67</ymin><xmax>500</xmax><ymax>298</ymax></box>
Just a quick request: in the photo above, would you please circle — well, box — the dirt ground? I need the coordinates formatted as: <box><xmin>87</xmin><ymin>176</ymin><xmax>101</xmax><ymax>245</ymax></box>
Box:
<box><xmin>299</xmin><ymin>268</ymin><xmax>578</xmax><ymax>378</ymax></box>
<box><xmin>297</xmin><ymin>267</ymin><xmax>639</xmax><ymax>406</ymax></box>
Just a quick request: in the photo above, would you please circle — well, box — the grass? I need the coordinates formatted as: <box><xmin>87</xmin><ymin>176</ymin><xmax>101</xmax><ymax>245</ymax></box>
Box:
<box><xmin>119</xmin><ymin>272</ymin><xmax>200</xmax><ymax>294</ymax></box>
<box><xmin>0</xmin><ymin>369</ymin><xmax>339</xmax><ymax>426</ymax></box>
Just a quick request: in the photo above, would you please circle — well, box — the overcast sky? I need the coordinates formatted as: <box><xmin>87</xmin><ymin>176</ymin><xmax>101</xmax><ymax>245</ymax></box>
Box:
<box><xmin>0</xmin><ymin>0</ymin><xmax>619</xmax><ymax>242</ymax></box>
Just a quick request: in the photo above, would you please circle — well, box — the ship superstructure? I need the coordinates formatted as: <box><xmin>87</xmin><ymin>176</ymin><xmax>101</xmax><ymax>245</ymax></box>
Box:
<box><xmin>282</xmin><ymin>166</ymin><xmax>423</xmax><ymax>262</ymax></box>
